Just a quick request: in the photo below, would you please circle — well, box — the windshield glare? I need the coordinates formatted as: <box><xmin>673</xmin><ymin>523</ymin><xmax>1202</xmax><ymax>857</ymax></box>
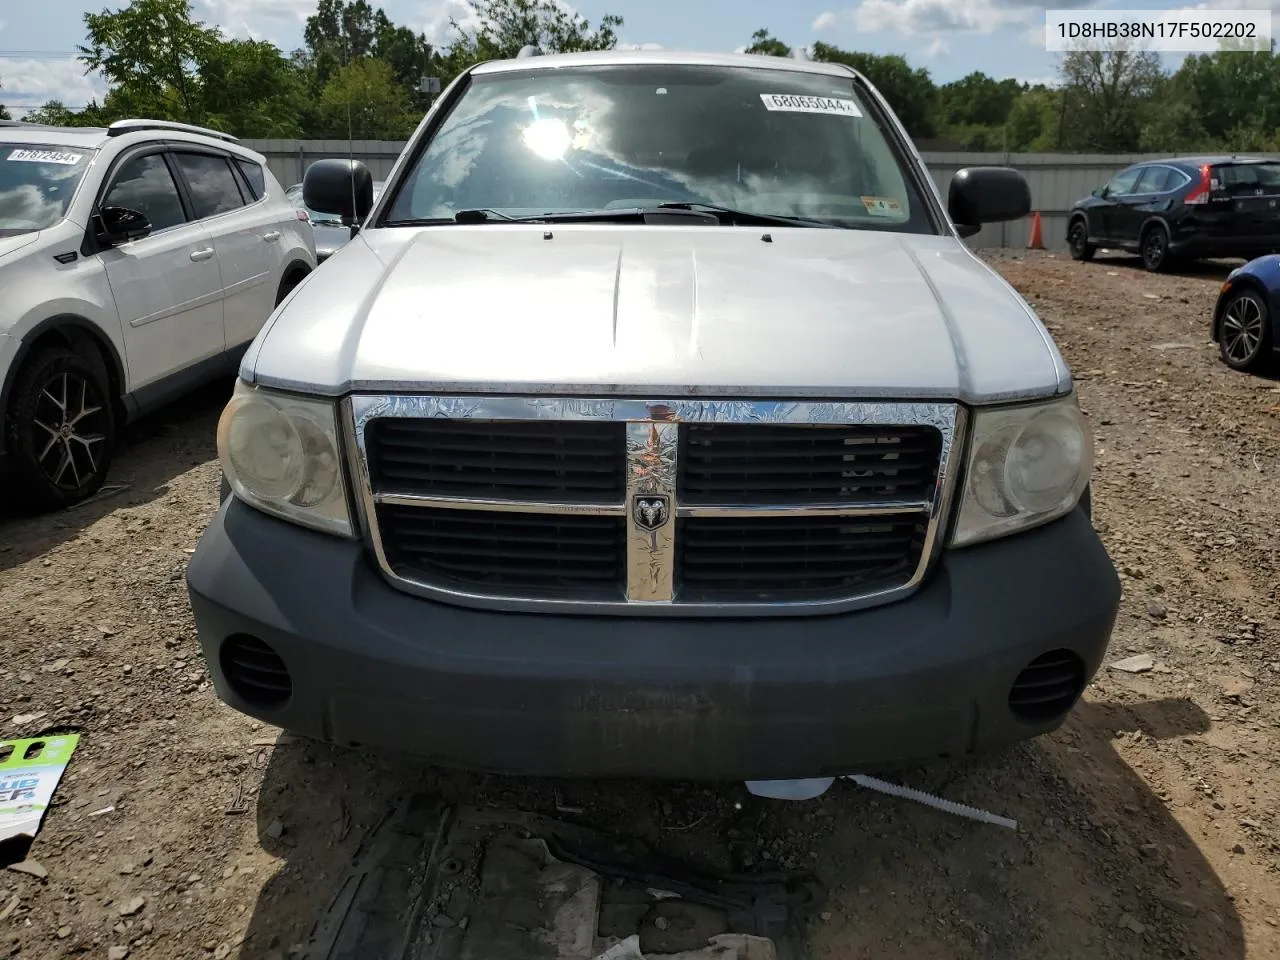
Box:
<box><xmin>0</xmin><ymin>143</ymin><xmax>95</xmax><ymax>235</ymax></box>
<box><xmin>386</xmin><ymin>65</ymin><xmax>932</xmax><ymax>232</ymax></box>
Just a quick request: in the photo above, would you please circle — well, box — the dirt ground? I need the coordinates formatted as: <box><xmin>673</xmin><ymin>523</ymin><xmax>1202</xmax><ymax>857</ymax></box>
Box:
<box><xmin>1</xmin><ymin>250</ymin><xmax>1278</xmax><ymax>960</ymax></box>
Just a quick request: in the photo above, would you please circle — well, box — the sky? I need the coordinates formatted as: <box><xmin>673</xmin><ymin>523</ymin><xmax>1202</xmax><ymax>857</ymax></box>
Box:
<box><xmin>0</xmin><ymin>0</ymin><xmax>1277</xmax><ymax>118</ymax></box>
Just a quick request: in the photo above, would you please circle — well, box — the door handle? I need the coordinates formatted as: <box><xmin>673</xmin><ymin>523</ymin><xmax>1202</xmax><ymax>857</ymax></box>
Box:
<box><xmin>262</xmin><ymin>231</ymin><xmax>281</xmax><ymax>242</ymax></box>
<box><xmin>189</xmin><ymin>247</ymin><xmax>215</xmax><ymax>262</ymax></box>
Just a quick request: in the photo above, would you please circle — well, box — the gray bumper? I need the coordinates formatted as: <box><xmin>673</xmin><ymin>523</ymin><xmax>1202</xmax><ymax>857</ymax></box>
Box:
<box><xmin>186</xmin><ymin>499</ymin><xmax>1121</xmax><ymax>780</ymax></box>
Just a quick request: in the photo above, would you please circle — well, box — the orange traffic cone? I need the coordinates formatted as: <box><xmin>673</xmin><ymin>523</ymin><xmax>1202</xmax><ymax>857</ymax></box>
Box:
<box><xmin>1027</xmin><ymin>211</ymin><xmax>1044</xmax><ymax>250</ymax></box>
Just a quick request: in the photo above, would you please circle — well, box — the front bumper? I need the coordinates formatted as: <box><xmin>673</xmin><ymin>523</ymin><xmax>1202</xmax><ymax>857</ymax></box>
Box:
<box><xmin>187</xmin><ymin>498</ymin><xmax>1121</xmax><ymax>780</ymax></box>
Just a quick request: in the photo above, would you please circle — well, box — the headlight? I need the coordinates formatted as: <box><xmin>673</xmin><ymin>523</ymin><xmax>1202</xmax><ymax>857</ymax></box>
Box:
<box><xmin>950</xmin><ymin>394</ymin><xmax>1093</xmax><ymax>547</ymax></box>
<box><xmin>216</xmin><ymin>380</ymin><xmax>353</xmax><ymax>537</ymax></box>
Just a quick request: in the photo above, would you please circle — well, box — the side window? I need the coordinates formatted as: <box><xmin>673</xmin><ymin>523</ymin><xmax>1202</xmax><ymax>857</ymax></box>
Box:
<box><xmin>1135</xmin><ymin>166</ymin><xmax>1172</xmax><ymax>194</ymax></box>
<box><xmin>235</xmin><ymin>158</ymin><xmax>266</xmax><ymax>200</ymax></box>
<box><xmin>173</xmin><ymin>152</ymin><xmax>246</xmax><ymax>219</ymax></box>
<box><xmin>1105</xmin><ymin>168</ymin><xmax>1142</xmax><ymax>197</ymax></box>
<box><xmin>101</xmin><ymin>154</ymin><xmax>187</xmax><ymax>232</ymax></box>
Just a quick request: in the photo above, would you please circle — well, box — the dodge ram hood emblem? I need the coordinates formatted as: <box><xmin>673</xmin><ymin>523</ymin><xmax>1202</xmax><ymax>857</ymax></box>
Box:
<box><xmin>633</xmin><ymin>495</ymin><xmax>670</xmax><ymax>532</ymax></box>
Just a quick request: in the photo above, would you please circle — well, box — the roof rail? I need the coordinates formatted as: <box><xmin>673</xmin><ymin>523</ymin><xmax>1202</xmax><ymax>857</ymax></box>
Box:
<box><xmin>106</xmin><ymin>118</ymin><xmax>239</xmax><ymax>143</ymax></box>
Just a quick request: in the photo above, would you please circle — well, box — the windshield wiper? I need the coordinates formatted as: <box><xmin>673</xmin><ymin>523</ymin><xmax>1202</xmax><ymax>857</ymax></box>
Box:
<box><xmin>652</xmin><ymin>202</ymin><xmax>840</xmax><ymax>229</ymax></box>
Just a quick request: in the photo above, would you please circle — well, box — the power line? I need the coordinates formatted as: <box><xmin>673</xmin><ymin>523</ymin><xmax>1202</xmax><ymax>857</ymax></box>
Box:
<box><xmin>0</xmin><ymin>51</ymin><xmax>85</xmax><ymax>59</ymax></box>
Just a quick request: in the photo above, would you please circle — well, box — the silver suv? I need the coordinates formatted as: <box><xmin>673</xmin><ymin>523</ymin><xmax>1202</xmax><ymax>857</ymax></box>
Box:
<box><xmin>0</xmin><ymin>119</ymin><xmax>315</xmax><ymax>509</ymax></box>
<box><xmin>187</xmin><ymin>50</ymin><xmax>1120</xmax><ymax>781</ymax></box>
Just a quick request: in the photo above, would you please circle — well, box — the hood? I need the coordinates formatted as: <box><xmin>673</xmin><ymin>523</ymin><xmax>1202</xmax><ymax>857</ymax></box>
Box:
<box><xmin>0</xmin><ymin>231</ymin><xmax>42</xmax><ymax>263</ymax></box>
<box><xmin>245</xmin><ymin>225</ymin><xmax>1070</xmax><ymax>404</ymax></box>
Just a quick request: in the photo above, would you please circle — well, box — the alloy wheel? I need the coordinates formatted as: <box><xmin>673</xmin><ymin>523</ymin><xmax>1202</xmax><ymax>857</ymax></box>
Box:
<box><xmin>1221</xmin><ymin>294</ymin><xmax>1265</xmax><ymax>366</ymax></box>
<box><xmin>30</xmin><ymin>370</ymin><xmax>109</xmax><ymax>491</ymax></box>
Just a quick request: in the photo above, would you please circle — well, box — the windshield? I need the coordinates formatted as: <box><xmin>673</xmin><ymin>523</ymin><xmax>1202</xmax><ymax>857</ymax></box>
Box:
<box><xmin>384</xmin><ymin>64</ymin><xmax>934</xmax><ymax>232</ymax></box>
<box><xmin>291</xmin><ymin>181</ymin><xmax>384</xmax><ymax>224</ymax></box>
<box><xmin>0</xmin><ymin>143</ymin><xmax>95</xmax><ymax>235</ymax></box>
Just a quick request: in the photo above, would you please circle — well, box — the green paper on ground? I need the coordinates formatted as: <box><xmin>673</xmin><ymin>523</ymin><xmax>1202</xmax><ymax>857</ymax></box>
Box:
<box><xmin>0</xmin><ymin>734</ymin><xmax>80</xmax><ymax>843</ymax></box>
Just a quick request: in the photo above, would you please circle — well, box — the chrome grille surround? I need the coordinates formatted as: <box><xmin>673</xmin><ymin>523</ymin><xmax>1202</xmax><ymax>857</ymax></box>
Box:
<box><xmin>345</xmin><ymin>395</ymin><xmax>965</xmax><ymax>618</ymax></box>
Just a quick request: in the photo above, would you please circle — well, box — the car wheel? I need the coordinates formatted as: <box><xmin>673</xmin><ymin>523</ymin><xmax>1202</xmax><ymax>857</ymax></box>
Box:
<box><xmin>1218</xmin><ymin>288</ymin><xmax>1271</xmax><ymax>372</ymax></box>
<box><xmin>3</xmin><ymin>347</ymin><xmax>116</xmax><ymax>510</ymax></box>
<box><xmin>1141</xmin><ymin>225</ymin><xmax>1170</xmax><ymax>272</ymax></box>
<box><xmin>1067</xmin><ymin>219</ymin><xmax>1095</xmax><ymax>261</ymax></box>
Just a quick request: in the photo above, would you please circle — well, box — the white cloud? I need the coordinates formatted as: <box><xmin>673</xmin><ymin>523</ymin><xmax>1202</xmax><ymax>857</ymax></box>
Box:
<box><xmin>195</xmin><ymin>0</ymin><xmax>314</xmax><ymax>44</ymax></box>
<box><xmin>0</xmin><ymin>58</ymin><xmax>108</xmax><ymax>115</ymax></box>
<box><xmin>733</xmin><ymin>44</ymin><xmax>750</xmax><ymax>53</ymax></box>
<box><xmin>925</xmin><ymin>35</ymin><xmax>950</xmax><ymax>55</ymax></box>
<box><xmin>813</xmin><ymin>11</ymin><xmax>840</xmax><ymax>31</ymax></box>
<box><xmin>418</xmin><ymin>0</ymin><xmax>482</xmax><ymax>47</ymax></box>
<box><xmin>617</xmin><ymin>42</ymin><xmax>664</xmax><ymax>50</ymax></box>
<box><xmin>819</xmin><ymin>0</ymin><xmax>1111</xmax><ymax>39</ymax></box>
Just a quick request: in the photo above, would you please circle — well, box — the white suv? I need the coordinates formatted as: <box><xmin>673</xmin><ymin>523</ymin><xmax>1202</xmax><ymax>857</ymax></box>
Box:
<box><xmin>0</xmin><ymin>118</ymin><xmax>316</xmax><ymax>510</ymax></box>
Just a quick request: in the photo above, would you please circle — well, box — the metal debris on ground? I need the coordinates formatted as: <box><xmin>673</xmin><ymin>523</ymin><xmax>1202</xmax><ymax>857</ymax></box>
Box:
<box><xmin>0</xmin><ymin>734</ymin><xmax>80</xmax><ymax>845</ymax></box>
<box><xmin>745</xmin><ymin>774</ymin><xmax>1018</xmax><ymax>831</ymax></box>
<box><xmin>307</xmin><ymin>799</ymin><xmax>824</xmax><ymax>960</ymax></box>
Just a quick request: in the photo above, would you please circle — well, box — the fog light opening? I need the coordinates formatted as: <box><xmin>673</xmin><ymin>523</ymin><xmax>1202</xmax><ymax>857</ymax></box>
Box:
<box><xmin>1008</xmin><ymin>649</ymin><xmax>1086</xmax><ymax>723</ymax></box>
<box><xmin>220</xmin><ymin>633</ymin><xmax>293</xmax><ymax>709</ymax></box>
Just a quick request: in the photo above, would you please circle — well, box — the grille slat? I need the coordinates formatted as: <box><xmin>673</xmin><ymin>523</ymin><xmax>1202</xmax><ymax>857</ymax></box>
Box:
<box><xmin>676</xmin><ymin>515</ymin><xmax>927</xmax><ymax>603</ymax></box>
<box><xmin>367</xmin><ymin>419</ymin><xmax>624</xmax><ymax>502</ymax></box>
<box><xmin>680</xmin><ymin>423</ymin><xmax>942</xmax><ymax>504</ymax></box>
<box><xmin>377</xmin><ymin>504</ymin><xmax>626</xmax><ymax>599</ymax></box>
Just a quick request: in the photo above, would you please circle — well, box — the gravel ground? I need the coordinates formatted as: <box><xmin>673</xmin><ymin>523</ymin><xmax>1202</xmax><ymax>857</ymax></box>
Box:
<box><xmin>1</xmin><ymin>250</ymin><xmax>1277</xmax><ymax>960</ymax></box>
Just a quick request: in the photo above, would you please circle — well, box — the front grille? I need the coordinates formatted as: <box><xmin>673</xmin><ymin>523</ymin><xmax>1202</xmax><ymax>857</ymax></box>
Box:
<box><xmin>367</xmin><ymin>418</ymin><xmax>624</xmax><ymax>502</ymax></box>
<box><xmin>377</xmin><ymin>504</ymin><xmax>627</xmax><ymax>600</ymax></box>
<box><xmin>355</xmin><ymin>397</ymin><xmax>957</xmax><ymax>615</ymax></box>
<box><xmin>680</xmin><ymin>424</ymin><xmax>942</xmax><ymax>504</ymax></box>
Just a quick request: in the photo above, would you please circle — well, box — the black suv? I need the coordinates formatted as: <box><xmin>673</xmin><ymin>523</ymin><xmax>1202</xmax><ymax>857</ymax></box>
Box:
<box><xmin>1068</xmin><ymin>156</ymin><xmax>1280</xmax><ymax>272</ymax></box>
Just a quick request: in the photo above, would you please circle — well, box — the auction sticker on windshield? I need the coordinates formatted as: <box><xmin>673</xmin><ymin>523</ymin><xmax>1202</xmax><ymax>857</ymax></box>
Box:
<box><xmin>759</xmin><ymin>94</ymin><xmax>862</xmax><ymax>117</ymax></box>
<box><xmin>7</xmin><ymin>149</ymin><xmax>84</xmax><ymax>165</ymax></box>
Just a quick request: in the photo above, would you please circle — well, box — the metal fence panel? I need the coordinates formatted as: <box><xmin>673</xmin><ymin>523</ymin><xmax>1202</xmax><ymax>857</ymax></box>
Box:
<box><xmin>241</xmin><ymin>141</ymin><xmax>1280</xmax><ymax>251</ymax></box>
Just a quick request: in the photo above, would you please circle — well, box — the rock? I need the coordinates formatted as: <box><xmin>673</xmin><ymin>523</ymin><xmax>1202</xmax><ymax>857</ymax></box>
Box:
<box><xmin>1145</xmin><ymin>601</ymin><xmax>1168</xmax><ymax>620</ymax></box>
<box><xmin>1162</xmin><ymin>898</ymin><xmax>1198</xmax><ymax>918</ymax></box>
<box><xmin>1111</xmin><ymin>654</ymin><xmax>1154</xmax><ymax>674</ymax></box>
<box><xmin>7</xmin><ymin>860</ymin><xmax>48</xmax><ymax>880</ymax></box>
<box><xmin>214</xmin><ymin>944</ymin><xmax>232</xmax><ymax>960</ymax></box>
<box><xmin>10</xmin><ymin>712</ymin><xmax>48</xmax><ymax>726</ymax></box>
<box><xmin>264</xmin><ymin>820</ymin><xmax>285</xmax><ymax>841</ymax></box>
<box><xmin>108</xmin><ymin>947</ymin><xmax>130</xmax><ymax>960</ymax></box>
<box><xmin>119</xmin><ymin>896</ymin><xmax>145</xmax><ymax>916</ymax></box>
<box><xmin>654</xmin><ymin>916</ymin><xmax>669</xmax><ymax>931</ymax></box>
<box><xmin>1118</xmin><ymin>913</ymin><xmax>1146</xmax><ymax>935</ymax></box>
<box><xmin>820</xmin><ymin>911</ymin><xmax>833</xmax><ymax>922</ymax></box>
<box><xmin>57</xmin><ymin>926</ymin><xmax>71</xmax><ymax>939</ymax></box>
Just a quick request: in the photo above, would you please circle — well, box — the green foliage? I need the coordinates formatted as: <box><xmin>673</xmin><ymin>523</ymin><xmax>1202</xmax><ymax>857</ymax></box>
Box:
<box><xmin>811</xmin><ymin>44</ymin><xmax>936</xmax><ymax>138</ymax></box>
<box><xmin>317</xmin><ymin>58</ymin><xmax>417</xmax><ymax>139</ymax></box>
<box><xmin>744</xmin><ymin>29</ymin><xmax>791</xmax><ymax>57</ymax></box>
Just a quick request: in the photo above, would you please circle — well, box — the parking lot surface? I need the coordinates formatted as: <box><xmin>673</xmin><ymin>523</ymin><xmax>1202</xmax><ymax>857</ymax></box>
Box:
<box><xmin>1</xmin><ymin>251</ymin><xmax>1277</xmax><ymax>960</ymax></box>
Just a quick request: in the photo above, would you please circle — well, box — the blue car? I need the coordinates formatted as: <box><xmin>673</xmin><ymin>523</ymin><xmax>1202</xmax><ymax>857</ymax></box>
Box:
<box><xmin>1214</xmin><ymin>254</ymin><xmax>1280</xmax><ymax>371</ymax></box>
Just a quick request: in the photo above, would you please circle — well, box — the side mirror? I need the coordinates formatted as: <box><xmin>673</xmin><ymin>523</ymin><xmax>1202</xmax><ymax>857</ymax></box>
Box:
<box><xmin>97</xmin><ymin>205</ymin><xmax>152</xmax><ymax>245</ymax></box>
<box><xmin>303</xmin><ymin>158</ymin><xmax>374</xmax><ymax>227</ymax></box>
<box><xmin>947</xmin><ymin>166</ymin><xmax>1031</xmax><ymax>231</ymax></box>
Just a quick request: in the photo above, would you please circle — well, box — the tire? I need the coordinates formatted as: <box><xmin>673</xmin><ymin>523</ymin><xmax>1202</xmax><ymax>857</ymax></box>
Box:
<box><xmin>276</xmin><ymin>267</ymin><xmax>309</xmax><ymax>306</ymax></box>
<box><xmin>1067</xmin><ymin>218</ymin><xmax>1095</xmax><ymax>261</ymax></box>
<box><xmin>1141</xmin><ymin>224</ymin><xmax>1170</xmax><ymax>272</ymax></box>
<box><xmin>3</xmin><ymin>347</ymin><xmax>116</xmax><ymax>511</ymax></box>
<box><xmin>1217</xmin><ymin>288</ymin><xmax>1271</xmax><ymax>372</ymax></box>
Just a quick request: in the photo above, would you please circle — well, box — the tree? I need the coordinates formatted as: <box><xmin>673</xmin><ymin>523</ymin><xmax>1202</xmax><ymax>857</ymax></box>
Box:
<box><xmin>80</xmin><ymin>0</ymin><xmax>222</xmax><ymax>123</ymax></box>
<box><xmin>0</xmin><ymin>75</ymin><xmax>9</xmax><ymax>120</ymax></box>
<box><xmin>199</xmin><ymin>39</ymin><xmax>312</xmax><ymax>138</ymax></box>
<box><xmin>1171</xmin><ymin>41</ymin><xmax>1280</xmax><ymax>146</ymax></box>
<box><xmin>1057</xmin><ymin>42</ymin><xmax>1163</xmax><ymax>151</ymax></box>
<box><xmin>811</xmin><ymin>43</ymin><xmax>937</xmax><ymax>138</ymax></box>
<box><xmin>317</xmin><ymin>57</ymin><xmax>417</xmax><ymax>139</ymax></box>
<box><xmin>744</xmin><ymin>29</ymin><xmax>791</xmax><ymax>57</ymax></box>
<box><xmin>1005</xmin><ymin>87</ymin><xmax>1061</xmax><ymax>151</ymax></box>
<box><xmin>451</xmin><ymin>0</ymin><xmax>622</xmax><ymax>62</ymax></box>
<box><xmin>935</xmin><ymin>72</ymin><xmax>1024</xmax><ymax>130</ymax></box>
